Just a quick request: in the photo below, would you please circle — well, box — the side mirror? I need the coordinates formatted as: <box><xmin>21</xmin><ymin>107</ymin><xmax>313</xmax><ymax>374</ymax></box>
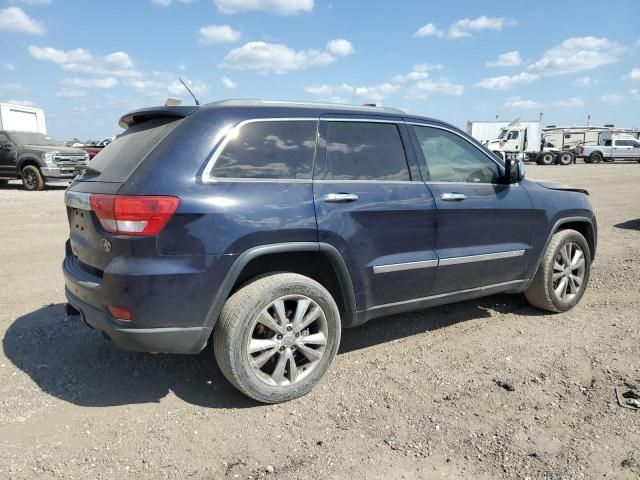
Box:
<box><xmin>1</xmin><ymin>143</ymin><xmax>12</xmax><ymax>151</ymax></box>
<box><xmin>504</xmin><ymin>158</ymin><xmax>525</xmax><ymax>184</ymax></box>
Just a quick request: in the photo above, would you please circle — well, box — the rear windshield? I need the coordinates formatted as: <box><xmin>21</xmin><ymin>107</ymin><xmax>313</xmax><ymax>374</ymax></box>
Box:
<box><xmin>80</xmin><ymin>117</ymin><xmax>183</xmax><ymax>182</ymax></box>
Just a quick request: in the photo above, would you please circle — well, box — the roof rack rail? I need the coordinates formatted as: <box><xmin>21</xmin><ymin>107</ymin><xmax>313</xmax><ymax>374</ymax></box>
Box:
<box><xmin>206</xmin><ymin>98</ymin><xmax>406</xmax><ymax>114</ymax></box>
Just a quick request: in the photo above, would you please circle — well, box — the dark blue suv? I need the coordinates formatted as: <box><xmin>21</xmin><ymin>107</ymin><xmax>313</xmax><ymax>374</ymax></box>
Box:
<box><xmin>63</xmin><ymin>100</ymin><xmax>597</xmax><ymax>403</ymax></box>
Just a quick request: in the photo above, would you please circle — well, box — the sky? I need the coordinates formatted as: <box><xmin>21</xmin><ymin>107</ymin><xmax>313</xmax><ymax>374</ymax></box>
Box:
<box><xmin>0</xmin><ymin>0</ymin><xmax>639</xmax><ymax>140</ymax></box>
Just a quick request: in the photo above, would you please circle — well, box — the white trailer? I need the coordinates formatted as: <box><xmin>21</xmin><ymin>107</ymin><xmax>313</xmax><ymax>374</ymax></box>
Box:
<box><xmin>0</xmin><ymin>103</ymin><xmax>47</xmax><ymax>134</ymax></box>
<box><xmin>466</xmin><ymin>121</ymin><xmax>510</xmax><ymax>145</ymax></box>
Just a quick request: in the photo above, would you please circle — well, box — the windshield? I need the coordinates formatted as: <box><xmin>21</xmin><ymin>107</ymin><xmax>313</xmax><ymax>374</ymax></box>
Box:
<box><xmin>497</xmin><ymin>129</ymin><xmax>507</xmax><ymax>140</ymax></box>
<box><xmin>9</xmin><ymin>132</ymin><xmax>64</xmax><ymax>146</ymax></box>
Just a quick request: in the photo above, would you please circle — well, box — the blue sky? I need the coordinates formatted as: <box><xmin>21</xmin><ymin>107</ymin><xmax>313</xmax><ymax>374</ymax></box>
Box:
<box><xmin>1</xmin><ymin>0</ymin><xmax>638</xmax><ymax>140</ymax></box>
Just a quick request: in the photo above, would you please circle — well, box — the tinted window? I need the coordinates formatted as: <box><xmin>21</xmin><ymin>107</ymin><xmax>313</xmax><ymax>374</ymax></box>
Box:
<box><xmin>413</xmin><ymin>126</ymin><xmax>501</xmax><ymax>184</ymax></box>
<box><xmin>0</xmin><ymin>132</ymin><xmax>10</xmax><ymax>144</ymax></box>
<box><xmin>211</xmin><ymin>121</ymin><xmax>317</xmax><ymax>179</ymax></box>
<box><xmin>604</xmin><ymin>140</ymin><xmax>612</xmax><ymax>146</ymax></box>
<box><xmin>324</xmin><ymin>122</ymin><xmax>410</xmax><ymax>181</ymax></box>
<box><xmin>616</xmin><ymin>140</ymin><xmax>633</xmax><ymax>147</ymax></box>
<box><xmin>507</xmin><ymin>130</ymin><xmax>519</xmax><ymax>140</ymax></box>
<box><xmin>82</xmin><ymin>117</ymin><xmax>183</xmax><ymax>183</ymax></box>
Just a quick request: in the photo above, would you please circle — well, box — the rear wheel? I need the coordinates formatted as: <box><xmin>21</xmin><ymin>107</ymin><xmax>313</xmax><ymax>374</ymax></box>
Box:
<box><xmin>213</xmin><ymin>273</ymin><xmax>341</xmax><ymax>403</ymax></box>
<box><xmin>557</xmin><ymin>152</ymin><xmax>574</xmax><ymax>165</ymax></box>
<box><xmin>589</xmin><ymin>152</ymin><xmax>603</xmax><ymax>164</ymax></box>
<box><xmin>21</xmin><ymin>165</ymin><xmax>45</xmax><ymax>191</ymax></box>
<box><xmin>525</xmin><ymin>229</ymin><xmax>591</xmax><ymax>312</ymax></box>
<box><xmin>537</xmin><ymin>152</ymin><xmax>555</xmax><ymax>165</ymax></box>
<box><xmin>0</xmin><ymin>179</ymin><xmax>8</xmax><ymax>186</ymax></box>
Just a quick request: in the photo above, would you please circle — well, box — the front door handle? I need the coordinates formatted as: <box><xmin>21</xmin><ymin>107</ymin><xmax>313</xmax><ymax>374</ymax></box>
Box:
<box><xmin>323</xmin><ymin>193</ymin><xmax>359</xmax><ymax>203</ymax></box>
<box><xmin>440</xmin><ymin>192</ymin><xmax>467</xmax><ymax>202</ymax></box>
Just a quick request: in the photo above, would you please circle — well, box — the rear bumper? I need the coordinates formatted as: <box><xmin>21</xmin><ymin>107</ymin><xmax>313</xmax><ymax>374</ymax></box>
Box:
<box><xmin>65</xmin><ymin>289</ymin><xmax>210</xmax><ymax>353</ymax></box>
<box><xmin>63</xmin><ymin>252</ymin><xmax>214</xmax><ymax>354</ymax></box>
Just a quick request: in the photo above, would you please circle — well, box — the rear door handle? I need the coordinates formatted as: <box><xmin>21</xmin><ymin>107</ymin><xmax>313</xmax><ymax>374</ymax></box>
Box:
<box><xmin>440</xmin><ymin>192</ymin><xmax>467</xmax><ymax>202</ymax></box>
<box><xmin>323</xmin><ymin>193</ymin><xmax>359</xmax><ymax>203</ymax></box>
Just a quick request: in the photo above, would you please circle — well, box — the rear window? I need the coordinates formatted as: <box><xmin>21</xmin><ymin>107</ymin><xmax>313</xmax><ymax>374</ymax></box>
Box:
<box><xmin>81</xmin><ymin>117</ymin><xmax>183</xmax><ymax>182</ymax></box>
<box><xmin>209</xmin><ymin>120</ymin><xmax>317</xmax><ymax>180</ymax></box>
<box><xmin>323</xmin><ymin>122</ymin><xmax>410</xmax><ymax>181</ymax></box>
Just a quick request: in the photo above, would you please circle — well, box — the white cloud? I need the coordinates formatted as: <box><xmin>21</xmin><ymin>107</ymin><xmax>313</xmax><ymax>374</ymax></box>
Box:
<box><xmin>504</xmin><ymin>96</ymin><xmax>540</xmax><ymax>109</ymax></box>
<box><xmin>410</xmin><ymin>78</ymin><xmax>464</xmax><ymax>97</ymax></box>
<box><xmin>574</xmin><ymin>75</ymin><xmax>596</xmax><ymax>86</ymax></box>
<box><xmin>474</xmin><ymin>72</ymin><xmax>538</xmax><ymax>90</ymax></box>
<box><xmin>7</xmin><ymin>99</ymin><xmax>38</xmax><ymax>107</ymax></box>
<box><xmin>127</xmin><ymin>79</ymin><xmax>164</xmax><ymax>92</ymax></box>
<box><xmin>10</xmin><ymin>0</ymin><xmax>51</xmax><ymax>4</ymax></box>
<box><xmin>448</xmin><ymin>16</ymin><xmax>516</xmax><ymax>39</ymax></box>
<box><xmin>413</xmin><ymin>23</ymin><xmax>443</xmax><ymax>38</ymax></box>
<box><xmin>601</xmin><ymin>94</ymin><xmax>623</xmax><ymax>105</ymax></box>
<box><xmin>222</xmin><ymin>38</ymin><xmax>354</xmax><ymax>74</ymax></box>
<box><xmin>3</xmin><ymin>63</ymin><xmax>16</xmax><ymax>71</ymax></box>
<box><xmin>355</xmin><ymin>83</ymin><xmax>398</xmax><ymax>102</ymax></box>
<box><xmin>221</xmin><ymin>76</ymin><xmax>237</xmax><ymax>89</ymax></box>
<box><xmin>392</xmin><ymin>63</ymin><xmax>442</xmax><ymax>82</ymax></box>
<box><xmin>304</xmin><ymin>83</ymin><xmax>354</xmax><ymax>97</ymax></box>
<box><xmin>28</xmin><ymin>45</ymin><xmax>142</xmax><ymax>78</ymax></box>
<box><xmin>28</xmin><ymin>45</ymin><xmax>92</xmax><ymax>64</ymax></box>
<box><xmin>151</xmin><ymin>0</ymin><xmax>192</xmax><ymax>6</ymax></box>
<box><xmin>168</xmin><ymin>77</ymin><xmax>209</xmax><ymax>97</ymax></box>
<box><xmin>63</xmin><ymin>77</ymin><xmax>118</xmax><ymax>89</ymax></box>
<box><xmin>56</xmin><ymin>88</ymin><xmax>87</xmax><ymax>98</ymax></box>
<box><xmin>326</xmin><ymin>38</ymin><xmax>354</xmax><ymax>57</ymax></box>
<box><xmin>551</xmin><ymin>97</ymin><xmax>585</xmax><ymax>108</ymax></box>
<box><xmin>528</xmin><ymin>37</ymin><xmax>625</xmax><ymax>75</ymax></box>
<box><xmin>214</xmin><ymin>0</ymin><xmax>313</xmax><ymax>15</ymax></box>
<box><xmin>624</xmin><ymin>68</ymin><xmax>640</xmax><ymax>81</ymax></box>
<box><xmin>486</xmin><ymin>50</ymin><xmax>521</xmax><ymax>67</ymax></box>
<box><xmin>0</xmin><ymin>82</ymin><xmax>23</xmax><ymax>92</ymax></box>
<box><xmin>0</xmin><ymin>7</ymin><xmax>45</xmax><ymax>35</ymax></box>
<box><xmin>198</xmin><ymin>24</ymin><xmax>241</xmax><ymax>44</ymax></box>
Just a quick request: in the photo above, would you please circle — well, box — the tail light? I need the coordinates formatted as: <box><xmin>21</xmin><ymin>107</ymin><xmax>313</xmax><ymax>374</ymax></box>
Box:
<box><xmin>107</xmin><ymin>305</ymin><xmax>133</xmax><ymax>322</ymax></box>
<box><xmin>89</xmin><ymin>194</ymin><xmax>179</xmax><ymax>236</ymax></box>
<box><xmin>579</xmin><ymin>146</ymin><xmax>584</xmax><ymax>155</ymax></box>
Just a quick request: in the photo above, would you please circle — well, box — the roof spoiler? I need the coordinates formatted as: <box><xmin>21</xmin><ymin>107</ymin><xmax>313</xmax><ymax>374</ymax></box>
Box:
<box><xmin>118</xmin><ymin>105</ymin><xmax>199</xmax><ymax>129</ymax></box>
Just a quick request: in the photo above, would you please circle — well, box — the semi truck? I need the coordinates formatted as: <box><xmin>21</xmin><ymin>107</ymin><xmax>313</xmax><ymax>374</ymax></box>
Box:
<box><xmin>0</xmin><ymin>103</ymin><xmax>47</xmax><ymax>134</ymax></box>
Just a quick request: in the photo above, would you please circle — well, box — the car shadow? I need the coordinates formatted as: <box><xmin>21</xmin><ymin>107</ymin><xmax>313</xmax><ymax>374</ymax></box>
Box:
<box><xmin>3</xmin><ymin>294</ymin><xmax>541</xmax><ymax>409</ymax></box>
<box><xmin>614</xmin><ymin>219</ymin><xmax>640</xmax><ymax>231</ymax></box>
<box><xmin>0</xmin><ymin>181</ymin><xmax>68</xmax><ymax>191</ymax></box>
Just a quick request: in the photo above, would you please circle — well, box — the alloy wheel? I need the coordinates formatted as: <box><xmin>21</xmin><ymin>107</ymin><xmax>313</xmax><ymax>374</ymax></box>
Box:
<box><xmin>246</xmin><ymin>295</ymin><xmax>328</xmax><ymax>387</ymax></box>
<box><xmin>552</xmin><ymin>242</ymin><xmax>586</xmax><ymax>302</ymax></box>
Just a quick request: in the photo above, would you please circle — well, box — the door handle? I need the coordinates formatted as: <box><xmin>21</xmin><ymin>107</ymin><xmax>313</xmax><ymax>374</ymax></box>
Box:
<box><xmin>440</xmin><ymin>192</ymin><xmax>467</xmax><ymax>202</ymax></box>
<box><xmin>323</xmin><ymin>193</ymin><xmax>359</xmax><ymax>203</ymax></box>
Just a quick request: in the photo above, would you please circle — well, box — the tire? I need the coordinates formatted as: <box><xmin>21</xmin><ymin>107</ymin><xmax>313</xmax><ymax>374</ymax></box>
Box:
<box><xmin>213</xmin><ymin>273</ymin><xmax>341</xmax><ymax>403</ymax></box>
<box><xmin>537</xmin><ymin>152</ymin><xmax>555</xmax><ymax>165</ymax></box>
<box><xmin>557</xmin><ymin>152</ymin><xmax>574</xmax><ymax>166</ymax></box>
<box><xmin>0</xmin><ymin>179</ymin><xmax>8</xmax><ymax>186</ymax></box>
<box><xmin>21</xmin><ymin>165</ymin><xmax>45</xmax><ymax>191</ymax></box>
<box><xmin>525</xmin><ymin>229</ymin><xmax>591</xmax><ymax>313</ymax></box>
<box><xmin>589</xmin><ymin>152</ymin><xmax>603</xmax><ymax>164</ymax></box>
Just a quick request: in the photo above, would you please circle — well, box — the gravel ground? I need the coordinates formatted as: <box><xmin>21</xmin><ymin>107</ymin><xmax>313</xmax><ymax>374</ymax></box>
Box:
<box><xmin>0</xmin><ymin>163</ymin><xmax>639</xmax><ymax>479</ymax></box>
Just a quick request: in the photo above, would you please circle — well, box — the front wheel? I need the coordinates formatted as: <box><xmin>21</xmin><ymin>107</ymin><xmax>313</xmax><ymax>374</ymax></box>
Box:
<box><xmin>525</xmin><ymin>229</ymin><xmax>591</xmax><ymax>312</ymax></box>
<box><xmin>213</xmin><ymin>273</ymin><xmax>341</xmax><ymax>403</ymax></box>
<box><xmin>21</xmin><ymin>165</ymin><xmax>45</xmax><ymax>191</ymax></box>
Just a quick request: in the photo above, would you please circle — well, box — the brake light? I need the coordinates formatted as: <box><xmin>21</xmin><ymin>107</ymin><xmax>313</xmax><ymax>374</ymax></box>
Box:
<box><xmin>89</xmin><ymin>194</ymin><xmax>179</xmax><ymax>236</ymax></box>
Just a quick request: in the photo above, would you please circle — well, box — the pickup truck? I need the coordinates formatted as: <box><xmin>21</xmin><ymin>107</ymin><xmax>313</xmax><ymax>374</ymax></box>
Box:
<box><xmin>0</xmin><ymin>130</ymin><xmax>88</xmax><ymax>190</ymax></box>
<box><xmin>578</xmin><ymin>138</ymin><xmax>640</xmax><ymax>163</ymax></box>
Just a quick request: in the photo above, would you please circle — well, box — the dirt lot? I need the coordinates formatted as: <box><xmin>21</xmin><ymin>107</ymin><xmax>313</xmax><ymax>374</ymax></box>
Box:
<box><xmin>0</xmin><ymin>163</ymin><xmax>639</xmax><ymax>480</ymax></box>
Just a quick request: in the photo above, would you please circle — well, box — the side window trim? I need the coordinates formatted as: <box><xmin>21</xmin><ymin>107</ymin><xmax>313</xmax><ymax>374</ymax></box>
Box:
<box><xmin>405</xmin><ymin>121</ymin><xmax>505</xmax><ymax>183</ymax></box>
<box><xmin>201</xmin><ymin>117</ymin><xmax>319</xmax><ymax>183</ymax></box>
<box><xmin>318</xmin><ymin>118</ymin><xmax>415</xmax><ymax>183</ymax></box>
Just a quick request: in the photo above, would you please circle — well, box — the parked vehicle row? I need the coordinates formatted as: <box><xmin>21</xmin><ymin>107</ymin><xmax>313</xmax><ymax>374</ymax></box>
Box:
<box><xmin>63</xmin><ymin>99</ymin><xmax>597</xmax><ymax>403</ymax></box>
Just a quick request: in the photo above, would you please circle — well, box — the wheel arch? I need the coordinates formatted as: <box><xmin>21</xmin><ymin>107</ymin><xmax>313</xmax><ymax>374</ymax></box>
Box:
<box><xmin>17</xmin><ymin>157</ymin><xmax>42</xmax><ymax>171</ymax></box>
<box><xmin>204</xmin><ymin>242</ymin><xmax>357</xmax><ymax>332</ymax></box>
<box><xmin>526</xmin><ymin>216</ymin><xmax>596</xmax><ymax>289</ymax></box>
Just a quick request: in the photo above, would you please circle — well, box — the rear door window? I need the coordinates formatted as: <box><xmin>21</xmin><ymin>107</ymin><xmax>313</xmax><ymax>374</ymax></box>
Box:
<box><xmin>323</xmin><ymin>121</ymin><xmax>411</xmax><ymax>181</ymax></box>
<box><xmin>82</xmin><ymin>117</ymin><xmax>183</xmax><ymax>182</ymax></box>
<box><xmin>210</xmin><ymin>120</ymin><xmax>317</xmax><ymax>179</ymax></box>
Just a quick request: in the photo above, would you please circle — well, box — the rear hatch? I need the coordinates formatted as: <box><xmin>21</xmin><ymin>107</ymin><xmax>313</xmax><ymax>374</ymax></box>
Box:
<box><xmin>66</xmin><ymin>107</ymin><xmax>194</xmax><ymax>271</ymax></box>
